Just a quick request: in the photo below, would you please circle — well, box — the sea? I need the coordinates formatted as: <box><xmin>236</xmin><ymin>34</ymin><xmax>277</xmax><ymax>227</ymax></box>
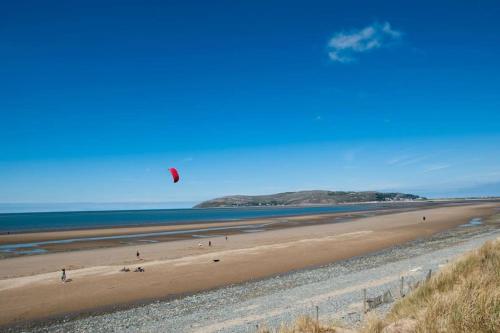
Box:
<box><xmin>0</xmin><ymin>203</ymin><xmax>409</xmax><ymax>233</ymax></box>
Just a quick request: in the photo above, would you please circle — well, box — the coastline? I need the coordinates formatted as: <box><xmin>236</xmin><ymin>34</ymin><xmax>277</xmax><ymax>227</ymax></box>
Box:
<box><xmin>0</xmin><ymin>200</ymin><xmax>487</xmax><ymax>249</ymax></box>
<box><xmin>0</xmin><ymin>203</ymin><xmax>438</xmax><ymax>248</ymax></box>
<box><xmin>0</xmin><ymin>201</ymin><xmax>437</xmax><ymax>235</ymax></box>
<box><xmin>0</xmin><ymin>202</ymin><xmax>498</xmax><ymax>328</ymax></box>
<box><xmin>2</xmin><ymin>199</ymin><xmax>490</xmax><ymax>235</ymax></box>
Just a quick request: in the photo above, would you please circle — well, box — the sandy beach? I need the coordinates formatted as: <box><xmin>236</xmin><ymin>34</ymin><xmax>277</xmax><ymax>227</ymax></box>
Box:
<box><xmin>0</xmin><ymin>203</ymin><xmax>443</xmax><ymax>258</ymax></box>
<box><xmin>0</xmin><ymin>201</ymin><xmax>441</xmax><ymax>247</ymax></box>
<box><xmin>0</xmin><ymin>202</ymin><xmax>498</xmax><ymax>328</ymax></box>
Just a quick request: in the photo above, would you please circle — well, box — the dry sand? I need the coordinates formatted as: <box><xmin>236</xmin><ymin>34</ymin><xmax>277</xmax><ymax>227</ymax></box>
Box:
<box><xmin>0</xmin><ymin>202</ymin><xmax>498</xmax><ymax>328</ymax></box>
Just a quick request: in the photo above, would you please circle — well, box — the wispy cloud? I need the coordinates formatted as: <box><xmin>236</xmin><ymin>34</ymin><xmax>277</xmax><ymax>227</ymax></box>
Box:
<box><xmin>423</xmin><ymin>163</ymin><xmax>451</xmax><ymax>173</ymax></box>
<box><xmin>387</xmin><ymin>154</ymin><xmax>429</xmax><ymax>166</ymax></box>
<box><xmin>387</xmin><ymin>155</ymin><xmax>410</xmax><ymax>166</ymax></box>
<box><xmin>328</xmin><ymin>22</ymin><xmax>402</xmax><ymax>63</ymax></box>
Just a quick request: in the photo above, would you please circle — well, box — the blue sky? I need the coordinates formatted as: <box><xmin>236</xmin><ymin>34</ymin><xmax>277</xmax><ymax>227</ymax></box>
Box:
<box><xmin>1</xmin><ymin>0</ymin><xmax>499</xmax><ymax>206</ymax></box>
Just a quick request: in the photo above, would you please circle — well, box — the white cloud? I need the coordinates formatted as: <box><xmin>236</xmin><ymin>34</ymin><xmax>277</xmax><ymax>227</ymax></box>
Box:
<box><xmin>328</xmin><ymin>22</ymin><xmax>401</xmax><ymax>63</ymax></box>
<box><xmin>387</xmin><ymin>154</ymin><xmax>429</xmax><ymax>166</ymax></box>
<box><xmin>387</xmin><ymin>155</ymin><xmax>410</xmax><ymax>165</ymax></box>
<box><xmin>423</xmin><ymin>163</ymin><xmax>451</xmax><ymax>173</ymax></box>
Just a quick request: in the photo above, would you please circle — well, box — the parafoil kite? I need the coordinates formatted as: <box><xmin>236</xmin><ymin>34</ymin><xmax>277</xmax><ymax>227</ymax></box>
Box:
<box><xmin>169</xmin><ymin>168</ymin><xmax>180</xmax><ymax>183</ymax></box>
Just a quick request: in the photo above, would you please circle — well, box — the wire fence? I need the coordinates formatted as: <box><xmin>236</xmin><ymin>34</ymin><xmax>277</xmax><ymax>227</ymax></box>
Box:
<box><xmin>363</xmin><ymin>268</ymin><xmax>433</xmax><ymax>312</ymax></box>
<box><xmin>254</xmin><ymin>268</ymin><xmax>435</xmax><ymax>331</ymax></box>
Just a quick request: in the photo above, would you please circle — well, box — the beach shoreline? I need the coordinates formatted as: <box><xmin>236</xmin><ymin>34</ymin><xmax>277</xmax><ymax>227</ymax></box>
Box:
<box><xmin>0</xmin><ymin>200</ymin><xmax>491</xmax><ymax>253</ymax></box>
<box><xmin>0</xmin><ymin>202</ymin><xmax>499</xmax><ymax>329</ymax></box>
<box><xmin>2</xmin><ymin>199</ymin><xmax>492</xmax><ymax>237</ymax></box>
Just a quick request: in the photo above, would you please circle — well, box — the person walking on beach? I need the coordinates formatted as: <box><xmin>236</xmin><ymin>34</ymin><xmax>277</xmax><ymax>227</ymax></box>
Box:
<box><xmin>136</xmin><ymin>250</ymin><xmax>140</xmax><ymax>259</ymax></box>
<box><xmin>209</xmin><ymin>241</ymin><xmax>212</xmax><ymax>247</ymax></box>
<box><xmin>61</xmin><ymin>268</ymin><xmax>66</xmax><ymax>282</ymax></box>
<box><xmin>422</xmin><ymin>216</ymin><xmax>426</xmax><ymax>222</ymax></box>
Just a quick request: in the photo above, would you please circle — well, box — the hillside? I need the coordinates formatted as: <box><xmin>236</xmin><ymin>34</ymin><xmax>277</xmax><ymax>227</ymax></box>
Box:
<box><xmin>194</xmin><ymin>190</ymin><xmax>424</xmax><ymax>208</ymax></box>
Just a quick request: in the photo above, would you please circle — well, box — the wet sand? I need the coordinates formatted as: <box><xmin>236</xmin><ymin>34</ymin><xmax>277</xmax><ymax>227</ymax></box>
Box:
<box><xmin>0</xmin><ymin>202</ymin><xmax>498</xmax><ymax>328</ymax></box>
<box><xmin>0</xmin><ymin>205</ymin><xmax>429</xmax><ymax>257</ymax></box>
<box><xmin>0</xmin><ymin>204</ymin><xmax>430</xmax><ymax>245</ymax></box>
<box><xmin>0</xmin><ymin>201</ymin><xmax>480</xmax><ymax>257</ymax></box>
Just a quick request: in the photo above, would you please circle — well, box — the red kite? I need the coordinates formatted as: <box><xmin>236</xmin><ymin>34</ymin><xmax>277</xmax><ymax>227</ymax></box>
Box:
<box><xmin>169</xmin><ymin>168</ymin><xmax>180</xmax><ymax>183</ymax></box>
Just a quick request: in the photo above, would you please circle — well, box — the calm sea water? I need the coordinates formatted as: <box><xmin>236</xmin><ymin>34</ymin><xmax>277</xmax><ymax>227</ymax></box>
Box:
<box><xmin>0</xmin><ymin>203</ymin><xmax>398</xmax><ymax>233</ymax></box>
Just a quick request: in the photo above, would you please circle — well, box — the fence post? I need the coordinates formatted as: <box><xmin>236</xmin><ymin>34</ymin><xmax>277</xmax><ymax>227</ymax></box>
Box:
<box><xmin>426</xmin><ymin>269</ymin><xmax>432</xmax><ymax>281</ymax></box>
<box><xmin>316</xmin><ymin>305</ymin><xmax>319</xmax><ymax>326</ymax></box>
<box><xmin>400</xmin><ymin>276</ymin><xmax>404</xmax><ymax>297</ymax></box>
<box><xmin>363</xmin><ymin>288</ymin><xmax>367</xmax><ymax>313</ymax></box>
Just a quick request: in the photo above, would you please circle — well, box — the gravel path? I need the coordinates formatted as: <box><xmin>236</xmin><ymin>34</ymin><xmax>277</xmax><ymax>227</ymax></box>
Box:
<box><xmin>17</xmin><ymin>221</ymin><xmax>500</xmax><ymax>333</ymax></box>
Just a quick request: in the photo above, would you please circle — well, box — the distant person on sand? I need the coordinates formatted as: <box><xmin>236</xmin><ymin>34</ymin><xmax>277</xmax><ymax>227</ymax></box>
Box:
<box><xmin>209</xmin><ymin>241</ymin><xmax>212</xmax><ymax>247</ymax></box>
<box><xmin>423</xmin><ymin>216</ymin><xmax>426</xmax><ymax>222</ymax></box>
<box><xmin>225</xmin><ymin>235</ymin><xmax>228</xmax><ymax>241</ymax></box>
<box><xmin>61</xmin><ymin>268</ymin><xmax>66</xmax><ymax>282</ymax></box>
<box><xmin>136</xmin><ymin>250</ymin><xmax>140</xmax><ymax>259</ymax></box>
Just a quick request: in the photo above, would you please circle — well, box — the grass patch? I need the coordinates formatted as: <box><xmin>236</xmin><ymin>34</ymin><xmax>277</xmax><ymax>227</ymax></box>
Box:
<box><xmin>258</xmin><ymin>238</ymin><xmax>500</xmax><ymax>333</ymax></box>
<box><xmin>362</xmin><ymin>239</ymin><xmax>500</xmax><ymax>333</ymax></box>
<box><xmin>257</xmin><ymin>315</ymin><xmax>340</xmax><ymax>332</ymax></box>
